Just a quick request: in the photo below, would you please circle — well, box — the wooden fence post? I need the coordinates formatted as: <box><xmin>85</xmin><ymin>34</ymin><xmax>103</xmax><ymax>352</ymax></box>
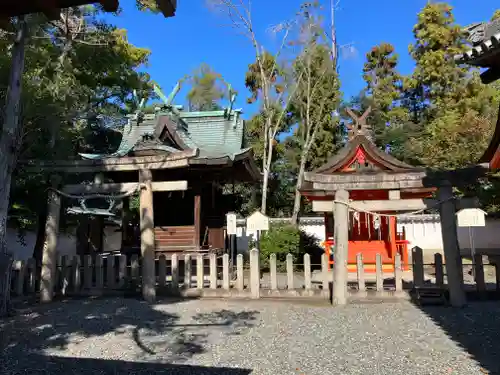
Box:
<box><xmin>131</xmin><ymin>254</ymin><xmax>140</xmax><ymax>281</ymax></box>
<box><xmin>184</xmin><ymin>254</ymin><xmax>191</xmax><ymax>289</ymax></box>
<box><xmin>412</xmin><ymin>246</ymin><xmax>424</xmax><ymax>287</ymax></box>
<box><xmin>15</xmin><ymin>261</ymin><xmax>25</xmax><ymax>296</ymax></box>
<box><xmin>27</xmin><ymin>258</ymin><xmax>36</xmax><ymax>294</ymax></box>
<box><xmin>270</xmin><ymin>254</ymin><xmax>278</xmax><ymax>291</ymax></box>
<box><xmin>95</xmin><ymin>255</ymin><xmax>104</xmax><ymax>291</ymax></box>
<box><xmin>356</xmin><ymin>253</ymin><xmax>365</xmax><ymax>292</ymax></box>
<box><xmin>197</xmin><ymin>254</ymin><xmax>204</xmax><ymax>289</ymax></box>
<box><xmin>434</xmin><ymin>253</ymin><xmax>444</xmax><ymax>287</ymax></box>
<box><xmin>61</xmin><ymin>256</ymin><xmax>69</xmax><ymax>296</ymax></box>
<box><xmin>321</xmin><ymin>253</ymin><xmax>329</xmax><ymax>298</ymax></box>
<box><xmin>304</xmin><ymin>254</ymin><xmax>312</xmax><ymax>293</ymax></box>
<box><xmin>375</xmin><ymin>254</ymin><xmax>383</xmax><ymax>293</ymax></box>
<box><xmin>286</xmin><ymin>254</ymin><xmax>294</xmax><ymax>291</ymax></box>
<box><xmin>72</xmin><ymin>256</ymin><xmax>81</xmax><ymax>293</ymax></box>
<box><xmin>222</xmin><ymin>254</ymin><xmax>230</xmax><ymax>290</ymax></box>
<box><xmin>236</xmin><ymin>254</ymin><xmax>244</xmax><ymax>291</ymax></box>
<box><xmin>118</xmin><ymin>255</ymin><xmax>127</xmax><ymax>288</ymax></box>
<box><xmin>106</xmin><ymin>255</ymin><xmax>115</xmax><ymax>289</ymax></box>
<box><xmin>209</xmin><ymin>253</ymin><xmax>217</xmax><ymax>289</ymax></box>
<box><xmin>394</xmin><ymin>253</ymin><xmax>403</xmax><ymax>294</ymax></box>
<box><xmin>171</xmin><ymin>254</ymin><xmax>179</xmax><ymax>290</ymax></box>
<box><xmin>249</xmin><ymin>248</ymin><xmax>260</xmax><ymax>299</ymax></box>
<box><xmin>83</xmin><ymin>255</ymin><xmax>92</xmax><ymax>290</ymax></box>
<box><xmin>474</xmin><ymin>254</ymin><xmax>486</xmax><ymax>294</ymax></box>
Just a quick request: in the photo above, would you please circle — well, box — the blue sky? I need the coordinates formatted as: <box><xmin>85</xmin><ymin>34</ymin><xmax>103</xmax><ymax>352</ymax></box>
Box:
<box><xmin>106</xmin><ymin>0</ymin><xmax>498</xmax><ymax>118</ymax></box>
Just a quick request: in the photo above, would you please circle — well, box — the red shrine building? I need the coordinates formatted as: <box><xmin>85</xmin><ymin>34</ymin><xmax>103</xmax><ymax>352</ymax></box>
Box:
<box><xmin>300</xmin><ymin>108</ymin><xmax>435</xmax><ymax>272</ymax></box>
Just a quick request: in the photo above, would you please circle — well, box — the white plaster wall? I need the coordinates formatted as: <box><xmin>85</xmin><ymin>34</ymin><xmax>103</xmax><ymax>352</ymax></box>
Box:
<box><xmin>457</xmin><ymin>219</ymin><xmax>500</xmax><ymax>250</ymax></box>
<box><xmin>397</xmin><ymin>220</ymin><xmax>444</xmax><ymax>252</ymax></box>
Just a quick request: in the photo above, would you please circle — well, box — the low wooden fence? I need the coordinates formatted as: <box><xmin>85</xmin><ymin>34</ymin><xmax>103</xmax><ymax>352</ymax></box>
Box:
<box><xmin>8</xmin><ymin>249</ymin><xmax>408</xmax><ymax>301</ymax></box>
<box><xmin>8</xmin><ymin>247</ymin><xmax>500</xmax><ymax>303</ymax></box>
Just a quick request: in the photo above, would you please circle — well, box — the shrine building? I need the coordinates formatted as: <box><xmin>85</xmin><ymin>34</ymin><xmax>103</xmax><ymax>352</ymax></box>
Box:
<box><xmin>300</xmin><ymin>107</ymin><xmax>435</xmax><ymax>272</ymax></box>
<box><xmin>27</xmin><ymin>83</ymin><xmax>260</xmax><ymax>302</ymax></box>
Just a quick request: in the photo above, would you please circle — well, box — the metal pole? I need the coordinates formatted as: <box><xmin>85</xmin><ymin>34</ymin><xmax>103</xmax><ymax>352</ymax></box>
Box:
<box><xmin>256</xmin><ymin>230</ymin><xmax>260</xmax><ymax>252</ymax></box>
<box><xmin>469</xmin><ymin>226</ymin><xmax>475</xmax><ymax>279</ymax></box>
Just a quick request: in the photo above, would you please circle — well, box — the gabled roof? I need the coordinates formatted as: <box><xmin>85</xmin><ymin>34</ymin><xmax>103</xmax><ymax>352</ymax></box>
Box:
<box><xmin>314</xmin><ymin>135</ymin><xmax>421</xmax><ymax>174</ymax></box>
<box><xmin>79</xmin><ymin>107</ymin><xmax>253</xmax><ymax>165</ymax></box>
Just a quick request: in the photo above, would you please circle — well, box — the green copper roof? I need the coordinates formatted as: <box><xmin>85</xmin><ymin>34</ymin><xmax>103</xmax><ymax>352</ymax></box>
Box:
<box><xmin>79</xmin><ymin>108</ymin><xmax>247</xmax><ymax>161</ymax></box>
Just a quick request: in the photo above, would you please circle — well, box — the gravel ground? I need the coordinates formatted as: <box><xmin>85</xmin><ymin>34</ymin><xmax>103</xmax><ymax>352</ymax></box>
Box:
<box><xmin>1</xmin><ymin>297</ymin><xmax>499</xmax><ymax>375</ymax></box>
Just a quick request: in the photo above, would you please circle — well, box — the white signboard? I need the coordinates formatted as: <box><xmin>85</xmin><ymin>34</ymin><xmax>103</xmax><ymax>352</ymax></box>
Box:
<box><xmin>226</xmin><ymin>212</ymin><xmax>237</xmax><ymax>235</ymax></box>
<box><xmin>456</xmin><ymin>208</ymin><xmax>486</xmax><ymax>227</ymax></box>
<box><xmin>246</xmin><ymin>211</ymin><xmax>269</xmax><ymax>232</ymax></box>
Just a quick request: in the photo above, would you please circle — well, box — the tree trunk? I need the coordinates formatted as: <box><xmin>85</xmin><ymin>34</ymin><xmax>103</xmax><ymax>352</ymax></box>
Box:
<box><xmin>0</xmin><ymin>18</ymin><xmax>28</xmax><ymax>254</ymax></box>
<box><xmin>291</xmin><ymin>151</ymin><xmax>309</xmax><ymax>225</ymax></box>
<box><xmin>260</xmin><ymin>167</ymin><xmax>269</xmax><ymax>215</ymax></box>
<box><xmin>260</xmin><ymin>135</ymin><xmax>275</xmax><ymax>215</ymax></box>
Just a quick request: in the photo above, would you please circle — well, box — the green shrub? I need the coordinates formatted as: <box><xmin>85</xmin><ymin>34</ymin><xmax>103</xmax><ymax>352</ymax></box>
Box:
<box><xmin>257</xmin><ymin>224</ymin><xmax>323</xmax><ymax>271</ymax></box>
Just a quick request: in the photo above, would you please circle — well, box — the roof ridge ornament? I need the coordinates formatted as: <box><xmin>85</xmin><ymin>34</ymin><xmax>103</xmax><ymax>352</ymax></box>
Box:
<box><xmin>346</xmin><ymin>106</ymin><xmax>372</xmax><ymax>141</ymax></box>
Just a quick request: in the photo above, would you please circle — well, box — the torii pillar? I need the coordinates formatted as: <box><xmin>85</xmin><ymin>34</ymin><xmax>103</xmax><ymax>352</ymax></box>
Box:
<box><xmin>438</xmin><ymin>182</ymin><xmax>466</xmax><ymax>307</ymax></box>
<box><xmin>332</xmin><ymin>189</ymin><xmax>349</xmax><ymax>305</ymax></box>
<box><xmin>139</xmin><ymin>169</ymin><xmax>156</xmax><ymax>303</ymax></box>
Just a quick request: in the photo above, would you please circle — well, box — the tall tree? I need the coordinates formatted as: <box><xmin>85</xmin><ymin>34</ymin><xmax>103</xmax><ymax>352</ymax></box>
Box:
<box><xmin>361</xmin><ymin>43</ymin><xmax>413</xmax><ymax>160</ymax></box>
<box><xmin>406</xmin><ymin>3</ymin><xmax>496</xmax><ymax>169</ymax></box>
<box><xmin>407</xmin><ymin>2</ymin><xmax>467</xmax><ymax>119</ymax></box>
<box><xmin>208</xmin><ymin>0</ymin><xmax>303</xmax><ymax>214</ymax></box>
<box><xmin>0</xmin><ymin>17</ymin><xmax>30</xmax><ymax>254</ymax></box>
<box><xmin>187</xmin><ymin>63</ymin><xmax>225</xmax><ymax>111</ymax></box>
<box><xmin>288</xmin><ymin>2</ymin><xmax>341</xmax><ymax>224</ymax></box>
<box><xmin>0</xmin><ymin>5</ymin><xmax>159</xmax><ymax>255</ymax></box>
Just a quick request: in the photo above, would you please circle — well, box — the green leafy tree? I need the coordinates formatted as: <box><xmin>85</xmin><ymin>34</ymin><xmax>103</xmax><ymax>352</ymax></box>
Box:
<box><xmin>492</xmin><ymin>9</ymin><xmax>500</xmax><ymax>21</ymax></box>
<box><xmin>0</xmin><ymin>5</ymin><xmax>162</xmax><ymax>259</ymax></box>
<box><xmin>407</xmin><ymin>2</ymin><xmax>468</xmax><ymax>119</ymax></box>
<box><xmin>287</xmin><ymin>2</ymin><xmax>341</xmax><ymax>224</ymax></box>
<box><xmin>361</xmin><ymin>43</ymin><xmax>412</xmax><ymax>156</ymax></box>
<box><xmin>187</xmin><ymin>63</ymin><xmax>225</xmax><ymax>111</ymax></box>
<box><xmin>405</xmin><ymin>3</ymin><xmax>496</xmax><ymax>169</ymax></box>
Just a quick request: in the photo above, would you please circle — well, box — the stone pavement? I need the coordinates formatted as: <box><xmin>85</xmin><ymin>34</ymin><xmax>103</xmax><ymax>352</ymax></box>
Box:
<box><xmin>1</xmin><ymin>297</ymin><xmax>498</xmax><ymax>374</ymax></box>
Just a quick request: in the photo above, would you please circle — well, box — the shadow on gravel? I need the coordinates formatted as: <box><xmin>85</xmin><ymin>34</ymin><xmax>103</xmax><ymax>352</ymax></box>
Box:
<box><xmin>3</xmin><ymin>352</ymin><xmax>253</xmax><ymax>374</ymax></box>
<box><xmin>415</xmin><ymin>301</ymin><xmax>500</xmax><ymax>375</ymax></box>
<box><xmin>0</xmin><ymin>297</ymin><xmax>259</xmax><ymax>374</ymax></box>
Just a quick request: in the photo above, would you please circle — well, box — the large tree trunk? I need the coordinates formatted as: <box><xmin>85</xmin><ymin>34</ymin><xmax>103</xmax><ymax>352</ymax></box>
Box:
<box><xmin>0</xmin><ymin>18</ymin><xmax>28</xmax><ymax>254</ymax></box>
<box><xmin>291</xmin><ymin>151</ymin><xmax>308</xmax><ymax>225</ymax></box>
